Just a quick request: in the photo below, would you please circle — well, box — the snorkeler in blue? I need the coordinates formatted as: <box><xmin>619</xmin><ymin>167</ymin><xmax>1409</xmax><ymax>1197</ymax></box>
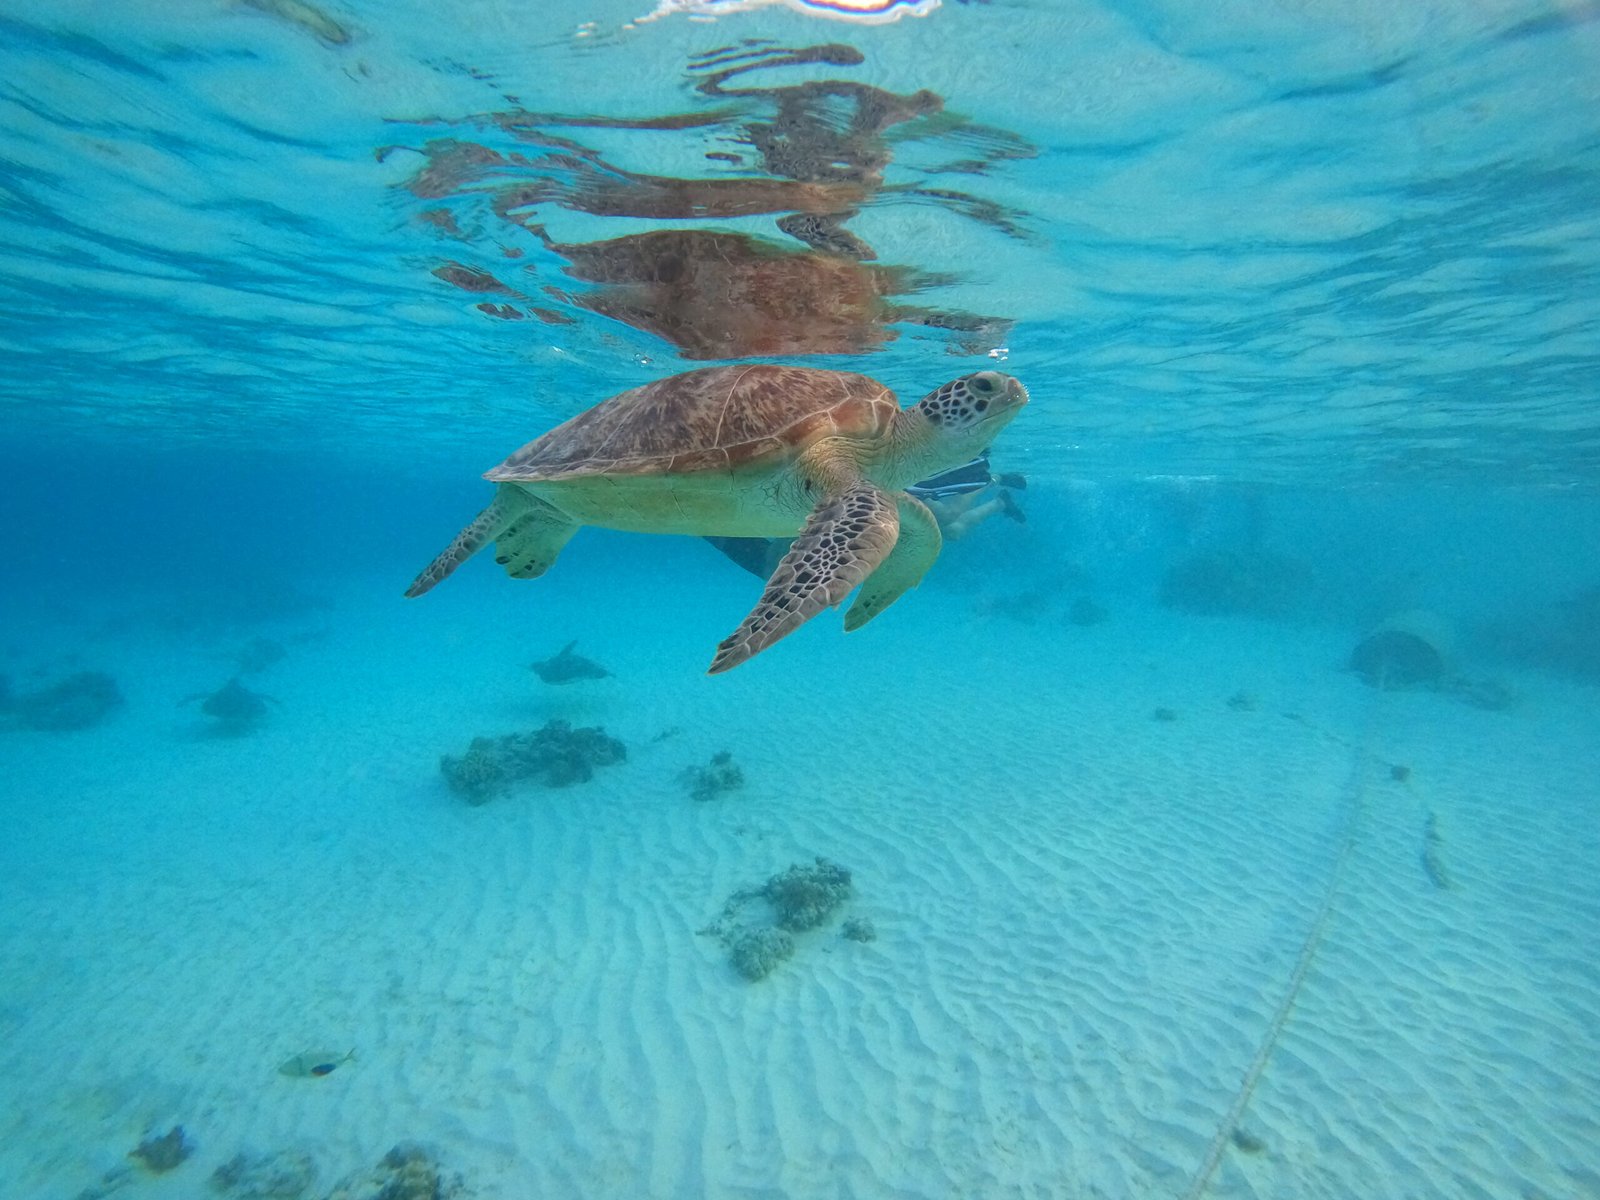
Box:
<box><xmin>705</xmin><ymin>451</ymin><xmax>1025</xmax><ymax>579</ymax></box>
<box><xmin>906</xmin><ymin>449</ymin><xmax>1013</xmax><ymax>502</ymax></box>
<box><xmin>907</xmin><ymin>449</ymin><xmax>1027</xmax><ymax>536</ymax></box>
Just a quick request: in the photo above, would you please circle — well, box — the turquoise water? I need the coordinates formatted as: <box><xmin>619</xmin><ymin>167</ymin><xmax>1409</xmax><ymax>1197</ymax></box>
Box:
<box><xmin>2</xmin><ymin>2</ymin><xmax>1599</xmax><ymax>1198</ymax></box>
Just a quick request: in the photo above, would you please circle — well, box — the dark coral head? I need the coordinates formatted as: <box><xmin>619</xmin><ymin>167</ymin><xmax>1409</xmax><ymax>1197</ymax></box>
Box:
<box><xmin>915</xmin><ymin>371</ymin><xmax>1027</xmax><ymax>434</ymax></box>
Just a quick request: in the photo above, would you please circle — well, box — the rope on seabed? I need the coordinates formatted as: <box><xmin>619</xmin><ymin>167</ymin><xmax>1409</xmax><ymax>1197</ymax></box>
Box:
<box><xmin>1179</xmin><ymin>736</ymin><xmax>1372</xmax><ymax>1200</ymax></box>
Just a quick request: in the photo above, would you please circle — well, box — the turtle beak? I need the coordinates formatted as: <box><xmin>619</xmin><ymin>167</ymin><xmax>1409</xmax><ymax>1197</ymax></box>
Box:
<box><xmin>1005</xmin><ymin>377</ymin><xmax>1029</xmax><ymax>407</ymax></box>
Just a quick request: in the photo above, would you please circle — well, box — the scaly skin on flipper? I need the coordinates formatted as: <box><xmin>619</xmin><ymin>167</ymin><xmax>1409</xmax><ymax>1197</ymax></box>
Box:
<box><xmin>709</xmin><ymin>485</ymin><xmax>899</xmax><ymax>674</ymax></box>
<box><xmin>405</xmin><ymin>485</ymin><xmax>531</xmax><ymax>597</ymax></box>
<box><xmin>844</xmin><ymin>492</ymin><xmax>940</xmax><ymax>632</ymax></box>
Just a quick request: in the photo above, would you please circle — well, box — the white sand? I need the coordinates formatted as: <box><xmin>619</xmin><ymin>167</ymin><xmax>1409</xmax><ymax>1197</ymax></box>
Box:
<box><xmin>2</xmin><ymin>551</ymin><xmax>1597</xmax><ymax>1199</ymax></box>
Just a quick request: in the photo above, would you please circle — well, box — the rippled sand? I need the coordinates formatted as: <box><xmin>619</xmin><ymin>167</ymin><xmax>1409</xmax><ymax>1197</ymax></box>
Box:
<box><xmin>2</xmin><ymin>560</ymin><xmax>1597</xmax><ymax>1199</ymax></box>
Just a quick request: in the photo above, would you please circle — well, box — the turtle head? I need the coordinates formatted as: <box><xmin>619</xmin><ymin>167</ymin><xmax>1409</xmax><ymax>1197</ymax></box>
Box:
<box><xmin>907</xmin><ymin>371</ymin><xmax>1028</xmax><ymax>463</ymax></box>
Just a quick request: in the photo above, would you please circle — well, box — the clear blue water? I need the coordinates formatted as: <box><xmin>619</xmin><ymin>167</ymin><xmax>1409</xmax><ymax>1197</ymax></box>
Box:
<box><xmin>2</xmin><ymin>2</ymin><xmax>1599</xmax><ymax>1198</ymax></box>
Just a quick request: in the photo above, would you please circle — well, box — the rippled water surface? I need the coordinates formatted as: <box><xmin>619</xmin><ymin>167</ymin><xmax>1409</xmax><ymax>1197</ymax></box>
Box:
<box><xmin>4</xmin><ymin>0</ymin><xmax>1597</xmax><ymax>481</ymax></box>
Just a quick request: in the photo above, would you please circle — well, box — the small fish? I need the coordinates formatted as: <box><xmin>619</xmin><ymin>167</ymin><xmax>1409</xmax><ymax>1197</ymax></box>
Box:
<box><xmin>279</xmin><ymin>1048</ymin><xmax>354</xmax><ymax>1078</ymax></box>
<box><xmin>529</xmin><ymin>640</ymin><xmax>612</xmax><ymax>684</ymax></box>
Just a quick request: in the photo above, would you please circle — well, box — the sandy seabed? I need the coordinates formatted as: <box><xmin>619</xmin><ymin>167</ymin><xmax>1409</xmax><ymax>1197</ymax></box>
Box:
<box><xmin>2</xmin><ymin>560</ymin><xmax>1597</xmax><ymax>1200</ymax></box>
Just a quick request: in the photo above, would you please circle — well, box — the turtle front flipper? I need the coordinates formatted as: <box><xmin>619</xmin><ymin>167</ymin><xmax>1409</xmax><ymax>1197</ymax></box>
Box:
<box><xmin>843</xmin><ymin>492</ymin><xmax>941</xmax><ymax>632</ymax></box>
<box><xmin>405</xmin><ymin>484</ymin><xmax>538</xmax><ymax>597</ymax></box>
<box><xmin>708</xmin><ymin>486</ymin><xmax>899</xmax><ymax>674</ymax></box>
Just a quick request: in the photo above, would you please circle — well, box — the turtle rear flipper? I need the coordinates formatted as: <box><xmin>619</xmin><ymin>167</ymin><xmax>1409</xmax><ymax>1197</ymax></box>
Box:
<box><xmin>709</xmin><ymin>486</ymin><xmax>898</xmax><ymax>674</ymax></box>
<box><xmin>844</xmin><ymin>492</ymin><xmax>940</xmax><ymax>632</ymax></box>
<box><xmin>406</xmin><ymin>486</ymin><xmax>526</xmax><ymax>597</ymax></box>
<box><xmin>405</xmin><ymin>485</ymin><xmax>574</xmax><ymax>596</ymax></box>
<box><xmin>494</xmin><ymin>503</ymin><xmax>578</xmax><ymax>581</ymax></box>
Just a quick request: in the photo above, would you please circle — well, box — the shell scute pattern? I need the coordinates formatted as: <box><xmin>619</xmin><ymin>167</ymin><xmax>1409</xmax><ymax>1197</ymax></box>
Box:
<box><xmin>486</xmin><ymin>365</ymin><xmax>894</xmax><ymax>482</ymax></box>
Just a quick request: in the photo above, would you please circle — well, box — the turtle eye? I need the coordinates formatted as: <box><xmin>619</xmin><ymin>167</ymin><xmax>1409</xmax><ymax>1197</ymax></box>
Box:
<box><xmin>972</xmin><ymin>375</ymin><xmax>995</xmax><ymax>393</ymax></box>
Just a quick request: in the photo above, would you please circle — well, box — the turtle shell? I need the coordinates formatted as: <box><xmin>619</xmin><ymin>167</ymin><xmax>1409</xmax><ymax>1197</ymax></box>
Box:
<box><xmin>484</xmin><ymin>365</ymin><xmax>898</xmax><ymax>482</ymax></box>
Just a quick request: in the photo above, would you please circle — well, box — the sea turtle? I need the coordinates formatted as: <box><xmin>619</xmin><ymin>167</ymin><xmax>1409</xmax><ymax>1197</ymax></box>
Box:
<box><xmin>406</xmin><ymin>364</ymin><xmax>1028</xmax><ymax>672</ymax></box>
